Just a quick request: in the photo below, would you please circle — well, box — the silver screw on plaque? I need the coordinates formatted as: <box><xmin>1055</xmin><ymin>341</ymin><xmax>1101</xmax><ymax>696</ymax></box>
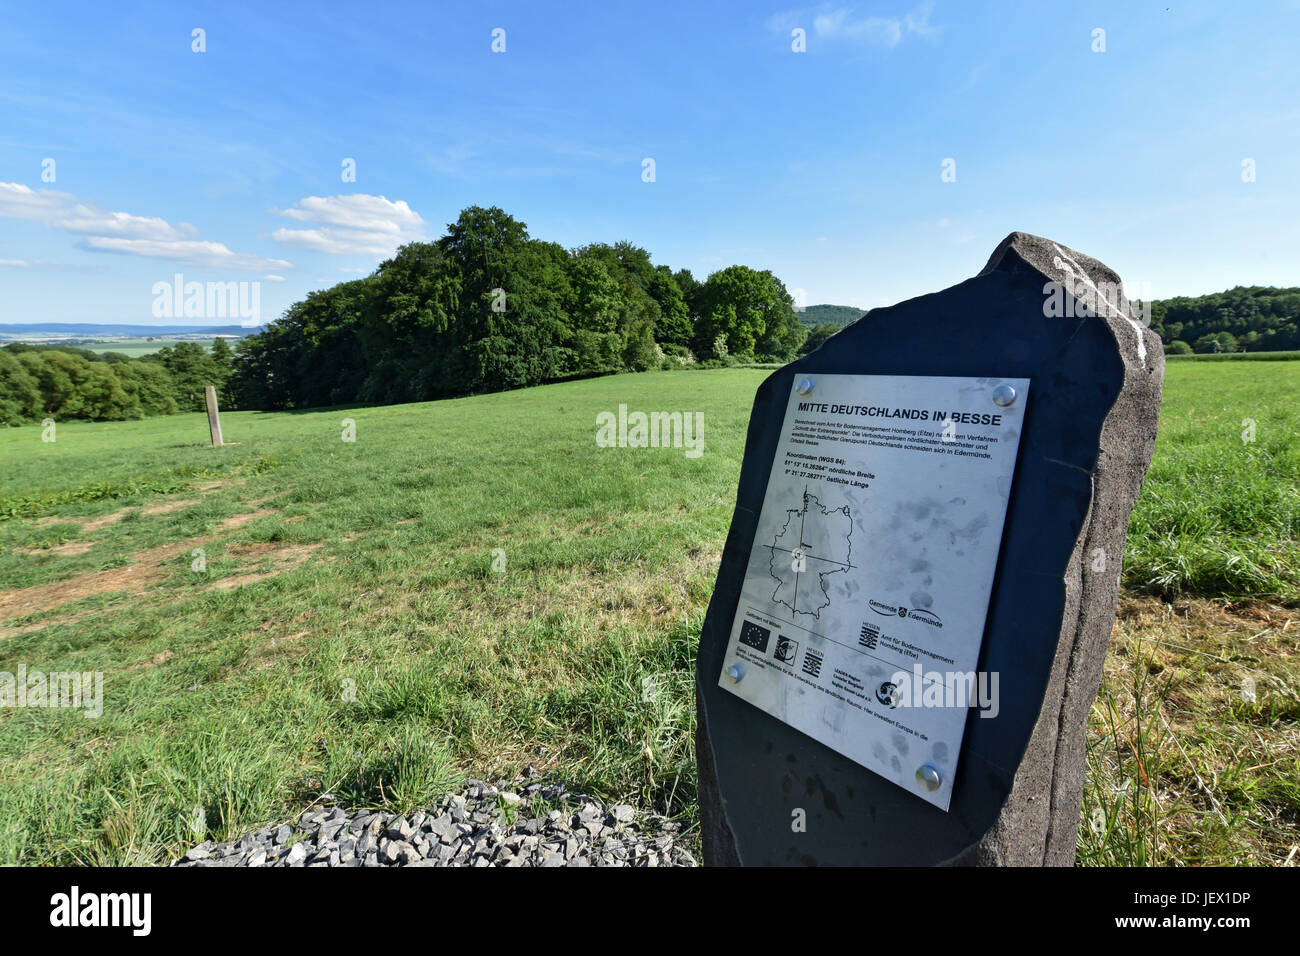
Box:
<box><xmin>726</xmin><ymin>663</ymin><xmax>745</xmax><ymax>683</ymax></box>
<box><xmin>916</xmin><ymin>764</ymin><xmax>942</xmax><ymax>792</ymax></box>
<box><xmin>991</xmin><ymin>384</ymin><xmax>1017</xmax><ymax>407</ymax></box>
<box><xmin>796</xmin><ymin>378</ymin><xmax>815</xmax><ymax>396</ymax></box>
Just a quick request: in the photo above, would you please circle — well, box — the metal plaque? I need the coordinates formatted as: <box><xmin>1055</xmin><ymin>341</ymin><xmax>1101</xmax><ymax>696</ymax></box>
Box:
<box><xmin>718</xmin><ymin>373</ymin><xmax>1030</xmax><ymax>810</ymax></box>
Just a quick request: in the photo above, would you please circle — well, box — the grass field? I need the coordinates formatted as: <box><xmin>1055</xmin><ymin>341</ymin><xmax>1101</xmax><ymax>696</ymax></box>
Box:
<box><xmin>0</xmin><ymin>337</ymin><xmax>193</xmax><ymax>358</ymax></box>
<box><xmin>0</xmin><ymin>364</ymin><xmax>1297</xmax><ymax>865</ymax></box>
<box><xmin>1166</xmin><ymin>351</ymin><xmax>1300</xmax><ymax>362</ymax></box>
<box><xmin>90</xmin><ymin>338</ymin><xmax>190</xmax><ymax>358</ymax></box>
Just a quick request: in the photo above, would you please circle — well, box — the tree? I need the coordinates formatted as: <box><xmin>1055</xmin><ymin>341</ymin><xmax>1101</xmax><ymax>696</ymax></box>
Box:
<box><xmin>673</xmin><ymin>268</ymin><xmax>701</xmax><ymax>319</ymax></box>
<box><xmin>1155</xmin><ymin>286</ymin><xmax>1300</xmax><ymax>352</ymax></box>
<box><xmin>115</xmin><ymin>361</ymin><xmax>178</xmax><ymax>417</ymax></box>
<box><xmin>437</xmin><ymin>206</ymin><xmax>568</xmax><ymax>393</ymax></box>
<box><xmin>0</xmin><ymin>349</ymin><xmax>43</xmax><ymax>424</ymax></box>
<box><xmin>800</xmin><ymin>323</ymin><xmax>840</xmax><ymax>355</ymax></box>
<box><xmin>1193</xmin><ymin>331</ymin><xmax>1238</xmax><ymax>354</ymax></box>
<box><xmin>226</xmin><ymin>205</ymin><xmax>830</xmax><ymax>411</ymax></box>
<box><xmin>1164</xmin><ymin>340</ymin><xmax>1193</xmax><ymax>355</ymax></box>
<box><xmin>153</xmin><ymin>342</ymin><xmax>222</xmax><ymax>410</ymax></box>
<box><xmin>563</xmin><ymin>252</ymin><xmax>623</xmax><ymax>374</ymax></box>
<box><xmin>693</xmin><ymin>265</ymin><xmax>805</xmax><ymax>361</ymax></box>
<box><xmin>14</xmin><ymin>350</ymin><xmax>136</xmax><ymax>420</ymax></box>
<box><xmin>648</xmin><ymin>268</ymin><xmax>692</xmax><ymax>347</ymax></box>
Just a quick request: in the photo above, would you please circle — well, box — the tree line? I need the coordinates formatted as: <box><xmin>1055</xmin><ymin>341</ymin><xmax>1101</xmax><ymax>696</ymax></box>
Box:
<box><xmin>228</xmin><ymin>206</ymin><xmax>807</xmax><ymax>410</ymax></box>
<box><xmin>1149</xmin><ymin>286</ymin><xmax>1300</xmax><ymax>354</ymax></box>
<box><xmin>797</xmin><ymin>285</ymin><xmax>1300</xmax><ymax>360</ymax></box>
<box><xmin>5</xmin><ymin>214</ymin><xmax>1298</xmax><ymax>424</ymax></box>
<box><xmin>0</xmin><ymin>340</ymin><xmax>233</xmax><ymax>425</ymax></box>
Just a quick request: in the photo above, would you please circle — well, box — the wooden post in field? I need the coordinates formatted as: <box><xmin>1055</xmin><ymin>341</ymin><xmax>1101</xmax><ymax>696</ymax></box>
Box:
<box><xmin>204</xmin><ymin>385</ymin><xmax>224</xmax><ymax>447</ymax></box>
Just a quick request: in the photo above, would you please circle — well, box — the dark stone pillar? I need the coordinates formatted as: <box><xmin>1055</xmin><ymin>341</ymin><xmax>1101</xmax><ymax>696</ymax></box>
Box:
<box><xmin>696</xmin><ymin>233</ymin><xmax>1163</xmax><ymax>866</ymax></box>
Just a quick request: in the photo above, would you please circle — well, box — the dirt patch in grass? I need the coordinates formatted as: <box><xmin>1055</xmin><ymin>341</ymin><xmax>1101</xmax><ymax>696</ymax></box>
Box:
<box><xmin>125</xmin><ymin>650</ymin><xmax>174</xmax><ymax>672</ymax></box>
<box><xmin>0</xmin><ymin>505</ymin><xmax>315</xmax><ymax>626</ymax></box>
<box><xmin>15</xmin><ymin>541</ymin><xmax>95</xmax><ymax>557</ymax></box>
<box><xmin>32</xmin><ymin>517</ymin><xmax>80</xmax><ymax>529</ymax></box>
<box><xmin>0</xmin><ymin>607</ymin><xmax>100</xmax><ymax>638</ymax></box>
<box><xmin>141</xmin><ymin>499</ymin><xmax>200</xmax><ymax>516</ymax></box>
<box><xmin>218</xmin><ymin>510</ymin><xmax>276</xmax><ymax>531</ymax></box>
<box><xmin>83</xmin><ymin>509</ymin><xmax>132</xmax><ymax>531</ymax></box>
<box><xmin>23</xmin><ymin>479</ymin><xmax>245</xmax><ymax>531</ymax></box>
<box><xmin>209</xmin><ymin>542</ymin><xmax>324</xmax><ymax>591</ymax></box>
<box><xmin>0</xmin><ymin>542</ymin><xmax>322</xmax><ymax>635</ymax></box>
<box><xmin>0</xmin><ymin>538</ymin><xmax>202</xmax><ymax>624</ymax></box>
<box><xmin>196</xmin><ymin>479</ymin><xmax>245</xmax><ymax>493</ymax></box>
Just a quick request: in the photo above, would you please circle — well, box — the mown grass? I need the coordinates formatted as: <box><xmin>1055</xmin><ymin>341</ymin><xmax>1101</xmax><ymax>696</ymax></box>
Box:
<box><xmin>1077</xmin><ymin>597</ymin><xmax>1299</xmax><ymax>866</ymax></box>
<box><xmin>1125</xmin><ymin>361</ymin><xmax>1300</xmax><ymax>603</ymax></box>
<box><xmin>1166</xmin><ymin>351</ymin><xmax>1300</xmax><ymax>362</ymax></box>
<box><xmin>0</xmin><ymin>364</ymin><xmax>1296</xmax><ymax>865</ymax></box>
<box><xmin>0</xmin><ymin>371</ymin><xmax>753</xmax><ymax>863</ymax></box>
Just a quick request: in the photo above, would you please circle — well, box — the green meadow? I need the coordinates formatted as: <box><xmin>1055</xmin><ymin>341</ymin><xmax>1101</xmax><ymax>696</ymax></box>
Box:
<box><xmin>0</xmin><ymin>337</ymin><xmax>190</xmax><ymax>358</ymax></box>
<box><xmin>0</xmin><ymin>364</ymin><xmax>1296</xmax><ymax>865</ymax></box>
<box><xmin>90</xmin><ymin>338</ymin><xmax>191</xmax><ymax>358</ymax></box>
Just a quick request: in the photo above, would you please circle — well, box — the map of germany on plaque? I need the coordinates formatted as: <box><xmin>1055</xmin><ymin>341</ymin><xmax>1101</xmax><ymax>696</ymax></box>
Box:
<box><xmin>718</xmin><ymin>373</ymin><xmax>1030</xmax><ymax>810</ymax></box>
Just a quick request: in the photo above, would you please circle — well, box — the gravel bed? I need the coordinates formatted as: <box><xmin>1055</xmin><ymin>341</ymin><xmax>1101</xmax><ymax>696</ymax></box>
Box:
<box><xmin>173</xmin><ymin>778</ymin><xmax>697</xmax><ymax>867</ymax></box>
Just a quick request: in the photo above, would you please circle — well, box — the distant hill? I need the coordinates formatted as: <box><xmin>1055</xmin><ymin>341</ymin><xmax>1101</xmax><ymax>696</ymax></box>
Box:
<box><xmin>796</xmin><ymin>304</ymin><xmax>865</xmax><ymax>329</ymax></box>
<box><xmin>0</xmin><ymin>323</ymin><xmax>262</xmax><ymax>337</ymax></box>
<box><xmin>0</xmin><ymin>323</ymin><xmax>260</xmax><ymax>337</ymax></box>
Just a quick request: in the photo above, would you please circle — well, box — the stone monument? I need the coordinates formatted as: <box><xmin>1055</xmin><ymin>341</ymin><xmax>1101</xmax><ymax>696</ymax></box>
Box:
<box><xmin>695</xmin><ymin>232</ymin><xmax>1163</xmax><ymax>865</ymax></box>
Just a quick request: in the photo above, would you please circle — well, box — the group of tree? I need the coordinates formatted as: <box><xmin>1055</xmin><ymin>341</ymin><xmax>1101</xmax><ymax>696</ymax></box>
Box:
<box><xmin>1148</xmin><ymin>286</ymin><xmax>1300</xmax><ymax>354</ymax></box>
<box><xmin>798</xmin><ymin>285</ymin><xmax>1300</xmax><ymax>358</ymax></box>
<box><xmin>227</xmin><ymin>206</ymin><xmax>808</xmax><ymax>410</ymax></box>
<box><xmin>0</xmin><ymin>340</ymin><xmax>234</xmax><ymax>425</ymax></box>
<box><xmin>11</xmin><ymin>229</ymin><xmax>1297</xmax><ymax>425</ymax></box>
<box><xmin>796</xmin><ymin>304</ymin><xmax>863</xmax><ymax>329</ymax></box>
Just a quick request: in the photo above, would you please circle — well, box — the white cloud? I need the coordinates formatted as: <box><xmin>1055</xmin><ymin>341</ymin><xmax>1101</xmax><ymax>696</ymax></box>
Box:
<box><xmin>79</xmin><ymin>236</ymin><xmax>291</xmax><ymax>270</ymax></box>
<box><xmin>0</xmin><ymin>182</ymin><xmax>289</xmax><ymax>270</ymax></box>
<box><xmin>263</xmin><ymin>274</ymin><xmax>287</xmax><ymax>282</ymax></box>
<box><xmin>774</xmin><ymin>2</ymin><xmax>939</xmax><ymax>47</ymax></box>
<box><xmin>272</xmin><ymin>193</ymin><xmax>426</xmax><ymax>257</ymax></box>
<box><xmin>0</xmin><ymin>182</ymin><xmax>72</xmax><ymax>221</ymax></box>
<box><xmin>57</xmin><ymin>207</ymin><xmax>198</xmax><ymax>240</ymax></box>
<box><xmin>0</xmin><ymin>258</ymin><xmax>29</xmax><ymax>267</ymax></box>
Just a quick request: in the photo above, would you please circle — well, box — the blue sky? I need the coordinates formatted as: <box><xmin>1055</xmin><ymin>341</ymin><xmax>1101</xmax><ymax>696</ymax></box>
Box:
<box><xmin>2</xmin><ymin>1</ymin><xmax>1298</xmax><ymax>325</ymax></box>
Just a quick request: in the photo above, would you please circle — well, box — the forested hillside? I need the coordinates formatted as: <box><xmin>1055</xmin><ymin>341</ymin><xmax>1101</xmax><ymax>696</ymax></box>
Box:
<box><xmin>1147</xmin><ymin>286</ymin><xmax>1300</xmax><ymax>353</ymax></box>
<box><xmin>5</xmin><ymin>219</ymin><xmax>1298</xmax><ymax>424</ymax></box>
<box><xmin>797</xmin><ymin>304</ymin><xmax>863</xmax><ymax>328</ymax></box>
<box><xmin>229</xmin><ymin>206</ymin><xmax>806</xmax><ymax>410</ymax></box>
